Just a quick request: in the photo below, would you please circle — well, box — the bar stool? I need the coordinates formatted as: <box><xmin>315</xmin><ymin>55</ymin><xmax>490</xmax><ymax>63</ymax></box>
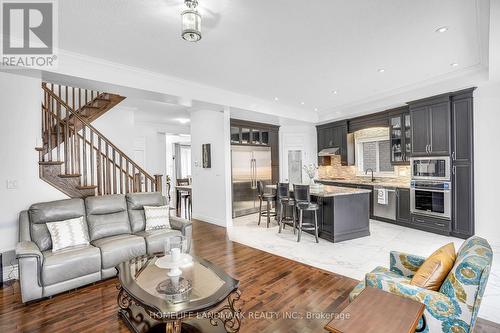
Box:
<box><xmin>176</xmin><ymin>178</ymin><xmax>191</xmax><ymax>219</ymax></box>
<box><xmin>293</xmin><ymin>184</ymin><xmax>319</xmax><ymax>243</ymax></box>
<box><xmin>257</xmin><ymin>181</ymin><xmax>276</xmax><ymax>228</ymax></box>
<box><xmin>276</xmin><ymin>182</ymin><xmax>296</xmax><ymax>234</ymax></box>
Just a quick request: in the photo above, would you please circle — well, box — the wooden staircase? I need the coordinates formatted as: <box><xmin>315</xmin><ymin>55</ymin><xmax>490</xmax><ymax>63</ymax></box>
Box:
<box><xmin>38</xmin><ymin>82</ymin><xmax>163</xmax><ymax>198</ymax></box>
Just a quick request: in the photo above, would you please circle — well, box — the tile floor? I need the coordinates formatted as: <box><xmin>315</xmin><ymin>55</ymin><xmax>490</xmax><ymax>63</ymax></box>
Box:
<box><xmin>229</xmin><ymin>214</ymin><xmax>500</xmax><ymax>323</ymax></box>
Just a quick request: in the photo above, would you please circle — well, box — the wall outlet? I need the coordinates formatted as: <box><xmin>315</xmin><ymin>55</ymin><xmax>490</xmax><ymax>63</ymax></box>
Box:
<box><xmin>6</xmin><ymin>180</ymin><xmax>18</xmax><ymax>189</ymax></box>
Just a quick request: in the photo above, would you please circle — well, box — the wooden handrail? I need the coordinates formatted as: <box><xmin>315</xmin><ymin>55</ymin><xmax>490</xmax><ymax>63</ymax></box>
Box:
<box><xmin>42</xmin><ymin>83</ymin><xmax>155</xmax><ymax>183</ymax></box>
<box><xmin>41</xmin><ymin>83</ymin><xmax>162</xmax><ymax>196</ymax></box>
<box><xmin>41</xmin><ymin>103</ymin><xmax>135</xmax><ymax>180</ymax></box>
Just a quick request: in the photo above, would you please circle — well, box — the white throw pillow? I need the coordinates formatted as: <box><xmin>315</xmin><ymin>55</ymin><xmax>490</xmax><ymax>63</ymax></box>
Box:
<box><xmin>46</xmin><ymin>216</ymin><xmax>90</xmax><ymax>252</ymax></box>
<box><xmin>144</xmin><ymin>205</ymin><xmax>171</xmax><ymax>231</ymax></box>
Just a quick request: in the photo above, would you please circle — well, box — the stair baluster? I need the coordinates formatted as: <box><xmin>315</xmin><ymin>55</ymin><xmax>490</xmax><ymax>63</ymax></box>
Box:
<box><xmin>38</xmin><ymin>82</ymin><xmax>161</xmax><ymax>198</ymax></box>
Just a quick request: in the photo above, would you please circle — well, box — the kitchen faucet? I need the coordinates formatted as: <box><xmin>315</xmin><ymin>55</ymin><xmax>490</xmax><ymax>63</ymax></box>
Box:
<box><xmin>365</xmin><ymin>168</ymin><xmax>375</xmax><ymax>182</ymax></box>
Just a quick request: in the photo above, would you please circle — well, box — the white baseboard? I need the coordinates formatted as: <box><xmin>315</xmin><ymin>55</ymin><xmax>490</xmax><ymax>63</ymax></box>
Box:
<box><xmin>3</xmin><ymin>264</ymin><xmax>18</xmax><ymax>282</ymax></box>
<box><xmin>192</xmin><ymin>213</ymin><xmax>227</xmax><ymax>227</ymax></box>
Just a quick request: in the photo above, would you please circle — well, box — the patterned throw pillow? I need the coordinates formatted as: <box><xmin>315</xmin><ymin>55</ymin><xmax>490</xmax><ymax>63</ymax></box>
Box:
<box><xmin>144</xmin><ymin>205</ymin><xmax>171</xmax><ymax>231</ymax></box>
<box><xmin>46</xmin><ymin>216</ymin><xmax>90</xmax><ymax>252</ymax></box>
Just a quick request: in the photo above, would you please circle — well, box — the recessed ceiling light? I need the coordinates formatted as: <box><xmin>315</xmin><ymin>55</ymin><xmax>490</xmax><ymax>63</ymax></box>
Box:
<box><xmin>274</xmin><ymin>97</ymin><xmax>279</xmax><ymax>101</ymax></box>
<box><xmin>450</xmin><ymin>63</ymin><xmax>459</xmax><ymax>67</ymax></box>
<box><xmin>176</xmin><ymin>118</ymin><xmax>190</xmax><ymax>124</ymax></box>
<box><xmin>332</xmin><ymin>90</ymin><xmax>338</xmax><ymax>94</ymax></box>
<box><xmin>300</xmin><ymin>101</ymin><xmax>305</xmax><ymax>105</ymax></box>
<box><xmin>377</xmin><ymin>68</ymin><xmax>385</xmax><ymax>73</ymax></box>
<box><xmin>314</xmin><ymin>108</ymin><xmax>318</xmax><ymax>112</ymax></box>
<box><xmin>435</xmin><ymin>26</ymin><xmax>449</xmax><ymax>33</ymax></box>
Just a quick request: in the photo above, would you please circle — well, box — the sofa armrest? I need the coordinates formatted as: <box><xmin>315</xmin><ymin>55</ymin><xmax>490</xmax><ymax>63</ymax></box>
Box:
<box><xmin>389</xmin><ymin>251</ymin><xmax>426</xmax><ymax>278</ymax></box>
<box><xmin>169</xmin><ymin>216</ymin><xmax>192</xmax><ymax>251</ymax></box>
<box><xmin>15</xmin><ymin>241</ymin><xmax>43</xmax><ymax>302</ymax></box>
<box><xmin>16</xmin><ymin>241</ymin><xmax>43</xmax><ymax>261</ymax></box>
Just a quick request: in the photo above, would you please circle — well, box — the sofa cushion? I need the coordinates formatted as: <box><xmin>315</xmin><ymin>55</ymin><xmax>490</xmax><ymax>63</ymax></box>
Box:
<box><xmin>42</xmin><ymin>245</ymin><xmax>101</xmax><ymax>285</ymax></box>
<box><xmin>126</xmin><ymin>192</ymin><xmax>167</xmax><ymax>233</ymax></box>
<box><xmin>91</xmin><ymin>234</ymin><xmax>146</xmax><ymax>269</ymax></box>
<box><xmin>85</xmin><ymin>195</ymin><xmax>131</xmax><ymax>241</ymax></box>
<box><xmin>29</xmin><ymin>198</ymin><xmax>86</xmax><ymax>251</ymax></box>
<box><xmin>135</xmin><ymin>229</ymin><xmax>182</xmax><ymax>255</ymax></box>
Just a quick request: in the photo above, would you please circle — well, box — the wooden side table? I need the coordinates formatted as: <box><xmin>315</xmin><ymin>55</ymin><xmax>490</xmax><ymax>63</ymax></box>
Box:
<box><xmin>325</xmin><ymin>287</ymin><xmax>425</xmax><ymax>333</ymax></box>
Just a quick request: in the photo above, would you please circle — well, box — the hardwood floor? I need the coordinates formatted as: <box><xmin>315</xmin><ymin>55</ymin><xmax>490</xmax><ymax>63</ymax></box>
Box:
<box><xmin>1</xmin><ymin>220</ymin><xmax>498</xmax><ymax>332</ymax></box>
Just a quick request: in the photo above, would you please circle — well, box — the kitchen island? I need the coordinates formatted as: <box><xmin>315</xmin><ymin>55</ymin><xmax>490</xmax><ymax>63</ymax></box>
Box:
<box><xmin>281</xmin><ymin>185</ymin><xmax>372</xmax><ymax>243</ymax></box>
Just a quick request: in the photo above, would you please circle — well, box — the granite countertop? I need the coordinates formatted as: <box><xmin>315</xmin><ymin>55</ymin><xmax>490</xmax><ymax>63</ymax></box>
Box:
<box><xmin>266</xmin><ymin>184</ymin><xmax>372</xmax><ymax>197</ymax></box>
<box><xmin>316</xmin><ymin>178</ymin><xmax>410</xmax><ymax>189</ymax></box>
<box><xmin>311</xmin><ymin>185</ymin><xmax>372</xmax><ymax>197</ymax></box>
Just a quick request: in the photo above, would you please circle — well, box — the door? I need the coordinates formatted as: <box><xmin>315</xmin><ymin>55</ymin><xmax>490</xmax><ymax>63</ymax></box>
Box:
<box><xmin>452</xmin><ymin>98</ymin><xmax>473</xmax><ymax>162</ymax></box>
<box><xmin>390</xmin><ymin>115</ymin><xmax>404</xmax><ymax>164</ymax></box>
<box><xmin>254</xmin><ymin>147</ymin><xmax>272</xmax><ymax>185</ymax></box>
<box><xmin>404</xmin><ymin>113</ymin><xmax>411</xmax><ymax>161</ymax></box>
<box><xmin>396</xmin><ymin>188</ymin><xmax>411</xmax><ymax>223</ymax></box>
<box><xmin>452</xmin><ymin>164</ymin><xmax>474</xmax><ymax>238</ymax></box>
<box><xmin>288</xmin><ymin>150</ymin><xmax>303</xmax><ymax>185</ymax></box>
<box><xmin>231</xmin><ymin>146</ymin><xmax>257</xmax><ymax>217</ymax></box>
<box><xmin>429</xmin><ymin>102</ymin><xmax>450</xmax><ymax>155</ymax></box>
<box><xmin>410</xmin><ymin>106</ymin><xmax>430</xmax><ymax>156</ymax></box>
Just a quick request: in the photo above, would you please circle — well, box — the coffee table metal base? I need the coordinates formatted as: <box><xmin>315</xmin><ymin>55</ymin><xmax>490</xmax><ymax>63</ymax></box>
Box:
<box><xmin>118</xmin><ymin>286</ymin><xmax>242</xmax><ymax>333</ymax></box>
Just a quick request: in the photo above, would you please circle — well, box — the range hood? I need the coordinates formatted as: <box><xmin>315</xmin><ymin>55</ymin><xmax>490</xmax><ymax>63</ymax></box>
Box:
<box><xmin>318</xmin><ymin>147</ymin><xmax>340</xmax><ymax>156</ymax></box>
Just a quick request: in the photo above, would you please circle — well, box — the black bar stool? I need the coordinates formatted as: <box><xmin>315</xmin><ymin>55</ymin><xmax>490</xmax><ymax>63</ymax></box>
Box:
<box><xmin>293</xmin><ymin>184</ymin><xmax>319</xmax><ymax>243</ymax></box>
<box><xmin>276</xmin><ymin>182</ymin><xmax>296</xmax><ymax>234</ymax></box>
<box><xmin>257</xmin><ymin>181</ymin><xmax>276</xmax><ymax>228</ymax></box>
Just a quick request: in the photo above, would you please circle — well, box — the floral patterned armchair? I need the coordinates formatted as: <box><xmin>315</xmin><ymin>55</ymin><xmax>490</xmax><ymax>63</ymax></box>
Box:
<box><xmin>349</xmin><ymin>236</ymin><xmax>492</xmax><ymax>333</ymax></box>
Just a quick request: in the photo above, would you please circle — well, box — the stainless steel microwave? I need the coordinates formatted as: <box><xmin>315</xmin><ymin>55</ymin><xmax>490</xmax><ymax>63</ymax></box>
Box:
<box><xmin>410</xmin><ymin>156</ymin><xmax>450</xmax><ymax>181</ymax></box>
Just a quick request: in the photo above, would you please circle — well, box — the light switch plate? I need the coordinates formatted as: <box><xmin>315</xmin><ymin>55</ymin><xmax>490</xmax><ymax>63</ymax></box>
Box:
<box><xmin>6</xmin><ymin>180</ymin><xmax>18</xmax><ymax>189</ymax></box>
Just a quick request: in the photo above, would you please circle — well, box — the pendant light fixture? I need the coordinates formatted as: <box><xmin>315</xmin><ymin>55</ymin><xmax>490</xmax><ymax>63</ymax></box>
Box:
<box><xmin>181</xmin><ymin>0</ymin><xmax>202</xmax><ymax>42</ymax></box>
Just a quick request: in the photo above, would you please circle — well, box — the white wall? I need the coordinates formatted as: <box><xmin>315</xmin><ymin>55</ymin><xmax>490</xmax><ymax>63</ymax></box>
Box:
<box><xmin>0</xmin><ymin>72</ymin><xmax>67</xmax><ymax>253</ymax></box>
<box><xmin>93</xmin><ymin>109</ymin><xmax>168</xmax><ymax>195</ymax></box>
<box><xmin>190</xmin><ymin>109</ymin><xmax>232</xmax><ymax>227</ymax></box>
<box><xmin>473</xmin><ymin>81</ymin><xmax>500</xmax><ymax>242</ymax></box>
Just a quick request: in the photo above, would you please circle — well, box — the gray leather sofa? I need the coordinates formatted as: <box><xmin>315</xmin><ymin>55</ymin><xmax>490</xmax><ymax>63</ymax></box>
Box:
<box><xmin>15</xmin><ymin>192</ymin><xmax>192</xmax><ymax>303</ymax></box>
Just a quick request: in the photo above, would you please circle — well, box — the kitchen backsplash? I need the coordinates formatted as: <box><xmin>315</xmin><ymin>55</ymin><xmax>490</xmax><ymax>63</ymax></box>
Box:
<box><xmin>317</xmin><ymin>155</ymin><xmax>411</xmax><ymax>181</ymax></box>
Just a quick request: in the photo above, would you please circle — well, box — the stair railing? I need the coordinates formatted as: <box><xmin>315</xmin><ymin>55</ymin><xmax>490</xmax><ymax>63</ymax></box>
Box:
<box><xmin>41</xmin><ymin>82</ymin><xmax>162</xmax><ymax>195</ymax></box>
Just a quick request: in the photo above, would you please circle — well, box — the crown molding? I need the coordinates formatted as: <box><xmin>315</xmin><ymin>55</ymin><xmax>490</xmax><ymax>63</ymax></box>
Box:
<box><xmin>318</xmin><ymin>63</ymin><xmax>488</xmax><ymax>123</ymax></box>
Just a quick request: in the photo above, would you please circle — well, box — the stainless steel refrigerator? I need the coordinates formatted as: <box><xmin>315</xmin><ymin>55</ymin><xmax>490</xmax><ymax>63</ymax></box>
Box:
<box><xmin>231</xmin><ymin>145</ymin><xmax>272</xmax><ymax>218</ymax></box>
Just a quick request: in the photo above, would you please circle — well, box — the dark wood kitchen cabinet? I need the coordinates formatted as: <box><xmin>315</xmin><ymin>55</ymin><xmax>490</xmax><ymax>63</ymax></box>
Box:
<box><xmin>396</xmin><ymin>188</ymin><xmax>411</xmax><ymax>224</ymax></box>
<box><xmin>409</xmin><ymin>96</ymin><xmax>450</xmax><ymax>156</ymax></box>
<box><xmin>450</xmin><ymin>89</ymin><xmax>475</xmax><ymax>239</ymax></box>
<box><xmin>317</xmin><ymin>120</ymin><xmax>348</xmax><ymax>165</ymax></box>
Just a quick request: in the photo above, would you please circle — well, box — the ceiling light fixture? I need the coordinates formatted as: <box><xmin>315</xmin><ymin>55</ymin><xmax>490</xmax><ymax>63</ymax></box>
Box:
<box><xmin>332</xmin><ymin>90</ymin><xmax>338</xmax><ymax>94</ymax></box>
<box><xmin>176</xmin><ymin>118</ymin><xmax>190</xmax><ymax>124</ymax></box>
<box><xmin>450</xmin><ymin>63</ymin><xmax>459</xmax><ymax>67</ymax></box>
<box><xmin>314</xmin><ymin>108</ymin><xmax>318</xmax><ymax>112</ymax></box>
<box><xmin>435</xmin><ymin>26</ymin><xmax>449</xmax><ymax>33</ymax></box>
<box><xmin>274</xmin><ymin>97</ymin><xmax>279</xmax><ymax>101</ymax></box>
<box><xmin>181</xmin><ymin>0</ymin><xmax>202</xmax><ymax>42</ymax></box>
<box><xmin>377</xmin><ymin>68</ymin><xmax>385</xmax><ymax>73</ymax></box>
<box><xmin>300</xmin><ymin>101</ymin><xmax>305</xmax><ymax>105</ymax></box>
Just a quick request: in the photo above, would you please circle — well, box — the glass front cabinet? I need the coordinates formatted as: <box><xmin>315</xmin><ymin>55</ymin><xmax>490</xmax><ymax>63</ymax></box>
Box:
<box><xmin>390</xmin><ymin>112</ymin><xmax>411</xmax><ymax>165</ymax></box>
<box><xmin>230</xmin><ymin>125</ymin><xmax>270</xmax><ymax>146</ymax></box>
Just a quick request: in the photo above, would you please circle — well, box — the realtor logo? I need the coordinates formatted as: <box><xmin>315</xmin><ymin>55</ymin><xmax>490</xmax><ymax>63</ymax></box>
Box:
<box><xmin>1</xmin><ymin>0</ymin><xmax>58</xmax><ymax>68</ymax></box>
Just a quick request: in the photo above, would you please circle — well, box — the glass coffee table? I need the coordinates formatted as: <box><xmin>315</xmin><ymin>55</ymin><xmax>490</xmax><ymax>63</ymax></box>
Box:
<box><xmin>116</xmin><ymin>255</ymin><xmax>241</xmax><ymax>333</ymax></box>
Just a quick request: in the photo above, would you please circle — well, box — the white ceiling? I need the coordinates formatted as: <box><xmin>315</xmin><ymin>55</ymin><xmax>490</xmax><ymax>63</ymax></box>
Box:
<box><xmin>58</xmin><ymin>0</ymin><xmax>489</xmax><ymax>119</ymax></box>
<box><xmin>122</xmin><ymin>99</ymin><xmax>191</xmax><ymax>126</ymax></box>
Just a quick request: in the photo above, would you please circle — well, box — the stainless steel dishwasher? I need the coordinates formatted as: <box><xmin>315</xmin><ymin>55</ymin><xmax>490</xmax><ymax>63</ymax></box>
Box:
<box><xmin>372</xmin><ymin>186</ymin><xmax>397</xmax><ymax>221</ymax></box>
